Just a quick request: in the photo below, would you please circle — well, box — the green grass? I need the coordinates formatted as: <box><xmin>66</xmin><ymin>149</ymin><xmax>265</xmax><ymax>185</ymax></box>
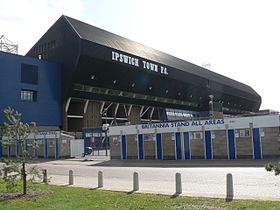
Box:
<box><xmin>0</xmin><ymin>182</ymin><xmax>280</xmax><ymax>210</ymax></box>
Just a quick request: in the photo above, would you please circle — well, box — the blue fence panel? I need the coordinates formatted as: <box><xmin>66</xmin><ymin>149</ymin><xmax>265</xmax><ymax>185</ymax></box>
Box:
<box><xmin>175</xmin><ymin>132</ymin><xmax>182</xmax><ymax>160</ymax></box>
<box><xmin>204</xmin><ymin>131</ymin><xmax>213</xmax><ymax>160</ymax></box>
<box><xmin>138</xmin><ymin>134</ymin><xmax>144</xmax><ymax>160</ymax></box>
<box><xmin>252</xmin><ymin>128</ymin><xmax>262</xmax><ymax>159</ymax></box>
<box><xmin>183</xmin><ymin>132</ymin><xmax>191</xmax><ymax>160</ymax></box>
<box><xmin>121</xmin><ymin>135</ymin><xmax>127</xmax><ymax>160</ymax></box>
<box><xmin>227</xmin><ymin>129</ymin><xmax>236</xmax><ymax>159</ymax></box>
<box><xmin>156</xmin><ymin>133</ymin><xmax>163</xmax><ymax>160</ymax></box>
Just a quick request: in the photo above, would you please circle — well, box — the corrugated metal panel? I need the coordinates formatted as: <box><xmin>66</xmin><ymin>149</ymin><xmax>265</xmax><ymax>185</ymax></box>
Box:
<box><xmin>64</xmin><ymin>15</ymin><xmax>258</xmax><ymax>96</ymax></box>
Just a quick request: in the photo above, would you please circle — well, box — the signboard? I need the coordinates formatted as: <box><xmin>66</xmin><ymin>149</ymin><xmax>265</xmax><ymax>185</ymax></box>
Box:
<box><xmin>111</xmin><ymin>50</ymin><xmax>168</xmax><ymax>75</ymax></box>
<box><xmin>109</xmin><ymin>115</ymin><xmax>280</xmax><ymax>136</ymax></box>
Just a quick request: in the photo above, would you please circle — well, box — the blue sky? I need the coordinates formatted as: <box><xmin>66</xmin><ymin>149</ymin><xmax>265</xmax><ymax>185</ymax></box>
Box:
<box><xmin>1</xmin><ymin>0</ymin><xmax>280</xmax><ymax>111</ymax></box>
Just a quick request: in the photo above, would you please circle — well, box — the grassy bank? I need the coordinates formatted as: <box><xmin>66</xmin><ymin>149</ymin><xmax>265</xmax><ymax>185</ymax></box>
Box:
<box><xmin>0</xmin><ymin>183</ymin><xmax>279</xmax><ymax>209</ymax></box>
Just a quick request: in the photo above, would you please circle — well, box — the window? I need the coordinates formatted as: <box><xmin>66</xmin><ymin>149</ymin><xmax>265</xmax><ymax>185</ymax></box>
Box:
<box><xmin>239</xmin><ymin>129</ymin><xmax>250</xmax><ymax>137</ymax></box>
<box><xmin>260</xmin><ymin>128</ymin><xmax>265</xmax><ymax>137</ymax></box>
<box><xmin>21</xmin><ymin>90</ymin><xmax>37</xmax><ymax>102</ymax></box>
<box><xmin>21</xmin><ymin>64</ymin><xmax>38</xmax><ymax>84</ymax></box>
<box><xmin>191</xmin><ymin>132</ymin><xmax>203</xmax><ymax>140</ymax></box>
<box><xmin>144</xmin><ymin>134</ymin><xmax>155</xmax><ymax>141</ymax></box>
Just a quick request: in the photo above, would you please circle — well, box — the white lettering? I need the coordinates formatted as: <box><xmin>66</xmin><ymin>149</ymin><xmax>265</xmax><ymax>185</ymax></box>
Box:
<box><xmin>123</xmin><ymin>55</ymin><xmax>128</xmax><ymax>63</ymax></box>
<box><xmin>135</xmin><ymin>58</ymin><xmax>139</xmax><ymax>67</ymax></box>
<box><xmin>111</xmin><ymin>51</ymin><xmax>166</xmax><ymax>73</ymax></box>
<box><xmin>143</xmin><ymin>60</ymin><xmax>147</xmax><ymax>69</ymax></box>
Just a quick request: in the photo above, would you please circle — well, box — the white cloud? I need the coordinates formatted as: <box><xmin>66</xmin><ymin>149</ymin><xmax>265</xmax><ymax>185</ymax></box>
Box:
<box><xmin>0</xmin><ymin>0</ymin><xmax>84</xmax><ymax>54</ymax></box>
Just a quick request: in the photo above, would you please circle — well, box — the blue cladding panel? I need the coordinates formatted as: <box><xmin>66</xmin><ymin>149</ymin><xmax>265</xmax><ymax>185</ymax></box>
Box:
<box><xmin>34</xmin><ymin>140</ymin><xmax>38</xmax><ymax>158</ymax></box>
<box><xmin>8</xmin><ymin>145</ymin><xmax>11</xmax><ymax>158</ymax></box>
<box><xmin>156</xmin><ymin>133</ymin><xmax>163</xmax><ymax>160</ymax></box>
<box><xmin>138</xmin><ymin>134</ymin><xmax>144</xmax><ymax>160</ymax></box>
<box><xmin>16</xmin><ymin>142</ymin><xmax>20</xmax><ymax>156</ymax></box>
<box><xmin>252</xmin><ymin>128</ymin><xmax>262</xmax><ymax>159</ymax></box>
<box><xmin>121</xmin><ymin>135</ymin><xmax>127</xmax><ymax>160</ymax></box>
<box><xmin>55</xmin><ymin>138</ymin><xmax>59</xmax><ymax>160</ymax></box>
<box><xmin>44</xmin><ymin>139</ymin><xmax>48</xmax><ymax>159</ymax></box>
<box><xmin>204</xmin><ymin>131</ymin><xmax>213</xmax><ymax>160</ymax></box>
<box><xmin>183</xmin><ymin>132</ymin><xmax>191</xmax><ymax>160</ymax></box>
<box><xmin>175</xmin><ymin>132</ymin><xmax>182</xmax><ymax>160</ymax></box>
<box><xmin>227</xmin><ymin>129</ymin><xmax>236</xmax><ymax>159</ymax></box>
<box><xmin>0</xmin><ymin>138</ymin><xmax>2</xmax><ymax>158</ymax></box>
<box><xmin>21</xmin><ymin>63</ymin><xmax>38</xmax><ymax>84</ymax></box>
<box><xmin>0</xmin><ymin>51</ymin><xmax>61</xmax><ymax>126</ymax></box>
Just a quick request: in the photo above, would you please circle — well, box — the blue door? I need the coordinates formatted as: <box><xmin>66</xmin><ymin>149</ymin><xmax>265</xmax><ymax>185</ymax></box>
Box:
<box><xmin>227</xmin><ymin>129</ymin><xmax>236</xmax><ymax>159</ymax></box>
<box><xmin>121</xmin><ymin>135</ymin><xmax>127</xmax><ymax>160</ymax></box>
<box><xmin>252</xmin><ymin>128</ymin><xmax>262</xmax><ymax>159</ymax></box>
<box><xmin>0</xmin><ymin>137</ymin><xmax>2</xmax><ymax>158</ymax></box>
<box><xmin>137</xmin><ymin>134</ymin><xmax>144</xmax><ymax>160</ymax></box>
<box><xmin>204</xmin><ymin>131</ymin><xmax>213</xmax><ymax>160</ymax></box>
<box><xmin>183</xmin><ymin>132</ymin><xmax>191</xmax><ymax>160</ymax></box>
<box><xmin>156</xmin><ymin>133</ymin><xmax>163</xmax><ymax>160</ymax></box>
<box><xmin>175</xmin><ymin>132</ymin><xmax>182</xmax><ymax>160</ymax></box>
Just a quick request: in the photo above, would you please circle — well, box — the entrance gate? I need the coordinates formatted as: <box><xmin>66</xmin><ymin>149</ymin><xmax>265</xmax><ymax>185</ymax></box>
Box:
<box><xmin>82</xmin><ymin>128</ymin><xmax>109</xmax><ymax>156</ymax></box>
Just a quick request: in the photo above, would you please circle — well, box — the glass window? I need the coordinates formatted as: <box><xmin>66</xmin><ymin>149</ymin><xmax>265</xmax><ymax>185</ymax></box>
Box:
<box><xmin>21</xmin><ymin>90</ymin><xmax>37</xmax><ymax>102</ymax></box>
<box><xmin>239</xmin><ymin>129</ymin><xmax>250</xmax><ymax>137</ymax></box>
<box><xmin>193</xmin><ymin>132</ymin><xmax>203</xmax><ymax>140</ymax></box>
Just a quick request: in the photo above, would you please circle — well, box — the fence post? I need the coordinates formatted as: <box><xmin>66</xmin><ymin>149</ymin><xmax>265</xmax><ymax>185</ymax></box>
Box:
<box><xmin>226</xmin><ymin>173</ymin><xmax>234</xmax><ymax>201</ymax></box>
<box><xmin>98</xmin><ymin>171</ymin><xmax>103</xmax><ymax>188</ymax></box>
<box><xmin>43</xmin><ymin>169</ymin><xmax>48</xmax><ymax>184</ymax></box>
<box><xmin>133</xmin><ymin>172</ymin><xmax>139</xmax><ymax>191</ymax></box>
<box><xmin>69</xmin><ymin>170</ymin><xmax>74</xmax><ymax>185</ymax></box>
<box><xmin>175</xmin><ymin>173</ymin><xmax>182</xmax><ymax>194</ymax></box>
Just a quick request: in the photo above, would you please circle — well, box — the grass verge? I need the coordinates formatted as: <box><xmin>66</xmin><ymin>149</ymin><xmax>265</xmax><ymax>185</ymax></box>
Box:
<box><xmin>0</xmin><ymin>183</ymin><xmax>279</xmax><ymax>209</ymax></box>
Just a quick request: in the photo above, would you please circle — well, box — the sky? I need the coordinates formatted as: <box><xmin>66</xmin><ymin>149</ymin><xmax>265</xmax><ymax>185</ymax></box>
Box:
<box><xmin>1</xmin><ymin>0</ymin><xmax>279</xmax><ymax>111</ymax></box>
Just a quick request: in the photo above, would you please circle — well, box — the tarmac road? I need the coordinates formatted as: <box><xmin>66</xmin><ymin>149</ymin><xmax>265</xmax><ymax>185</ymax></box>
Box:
<box><xmin>30</xmin><ymin>157</ymin><xmax>280</xmax><ymax>201</ymax></box>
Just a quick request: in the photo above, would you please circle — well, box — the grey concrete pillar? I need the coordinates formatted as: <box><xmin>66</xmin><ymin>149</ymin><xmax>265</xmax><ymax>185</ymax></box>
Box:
<box><xmin>69</xmin><ymin>170</ymin><xmax>74</xmax><ymax>185</ymax></box>
<box><xmin>226</xmin><ymin>173</ymin><xmax>234</xmax><ymax>201</ymax></box>
<box><xmin>43</xmin><ymin>169</ymin><xmax>48</xmax><ymax>184</ymax></box>
<box><xmin>98</xmin><ymin>171</ymin><xmax>103</xmax><ymax>188</ymax></box>
<box><xmin>175</xmin><ymin>173</ymin><xmax>182</xmax><ymax>194</ymax></box>
<box><xmin>133</xmin><ymin>172</ymin><xmax>139</xmax><ymax>191</ymax></box>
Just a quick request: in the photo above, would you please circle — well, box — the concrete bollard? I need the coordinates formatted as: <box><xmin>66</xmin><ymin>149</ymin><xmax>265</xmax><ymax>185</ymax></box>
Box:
<box><xmin>133</xmin><ymin>172</ymin><xmax>139</xmax><ymax>191</ymax></box>
<box><xmin>98</xmin><ymin>171</ymin><xmax>103</xmax><ymax>188</ymax></box>
<box><xmin>69</xmin><ymin>170</ymin><xmax>74</xmax><ymax>185</ymax></box>
<box><xmin>43</xmin><ymin>169</ymin><xmax>48</xmax><ymax>184</ymax></box>
<box><xmin>175</xmin><ymin>173</ymin><xmax>182</xmax><ymax>194</ymax></box>
<box><xmin>226</xmin><ymin>173</ymin><xmax>234</xmax><ymax>201</ymax></box>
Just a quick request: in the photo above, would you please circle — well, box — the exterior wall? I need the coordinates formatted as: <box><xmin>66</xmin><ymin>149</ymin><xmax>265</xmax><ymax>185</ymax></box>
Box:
<box><xmin>0</xmin><ymin>51</ymin><xmax>61</xmax><ymax>126</ymax></box>
<box><xmin>213</xmin><ymin>130</ymin><xmax>228</xmax><ymax>159</ymax></box>
<box><xmin>144</xmin><ymin>137</ymin><xmax>156</xmax><ymax>160</ymax></box>
<box><xmin>162</xmin><ymin>133</ymin><xmax>175</xmax><ymax>160</ymax></box>
<box><xmin>83</xmin><ymin>101</ymin><xmax>102</xmax><ymax>128</ymax></box>
<box><xmin>262</xmin><ymin>127</ymin><xmax>280</xmax><ymax>158</ymax></box>
<box><xmin>110</xmin><ymin>136</ymin><xmax>121</xmax><ymax>159</ymax></box>
<box><xmin>126</xmin><ymin>134</ymin><xmax>137</xmax><ymax>159</ymax></box>
<box><xmin>1</xmin><ymin>134</ymin><xmax>73</xmax><ymax>159</ymax></box>
<box><xmin>127</xmin><ymin>106</ymin><xmax>141</xmax><ymax>124</ymax></box>
<box><xmin>235</xmin><ymin>129</ymin><xmax>253</xmax><ymax>159</ymax></box>
<box><xmin>190</xmin><ymin>134</ymin><xmax>205</xmax><ymax>159</ymax></box>
<box><xmin>110</xmin><ymin>126</ymin><xmax>280</xmax><ymax>160</ymax></box>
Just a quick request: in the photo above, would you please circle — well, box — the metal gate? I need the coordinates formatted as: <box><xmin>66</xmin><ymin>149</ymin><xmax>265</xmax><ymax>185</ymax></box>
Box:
<box><xmin>82</xmin><ymin>128</ymin><xmax>109</xmax><ymax>156</ymax></box>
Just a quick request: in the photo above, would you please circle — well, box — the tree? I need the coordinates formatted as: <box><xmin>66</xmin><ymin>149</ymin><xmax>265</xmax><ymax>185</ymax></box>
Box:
<box><xmin>265</xmin><ymin>162</ymin><xmax>280</xmax><ymax>176</ymax></box>
<box><xmin>0</xmin><ymin>107</ymin><xmax>36</xmax><ymax>194</ymax></box>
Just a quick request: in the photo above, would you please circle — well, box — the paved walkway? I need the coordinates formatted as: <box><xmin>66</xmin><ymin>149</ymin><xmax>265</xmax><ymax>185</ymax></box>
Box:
<box><xmin>33</xmin><ymin>157</ymin><xmax>280</xmax><ymax>201</ymax></box>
